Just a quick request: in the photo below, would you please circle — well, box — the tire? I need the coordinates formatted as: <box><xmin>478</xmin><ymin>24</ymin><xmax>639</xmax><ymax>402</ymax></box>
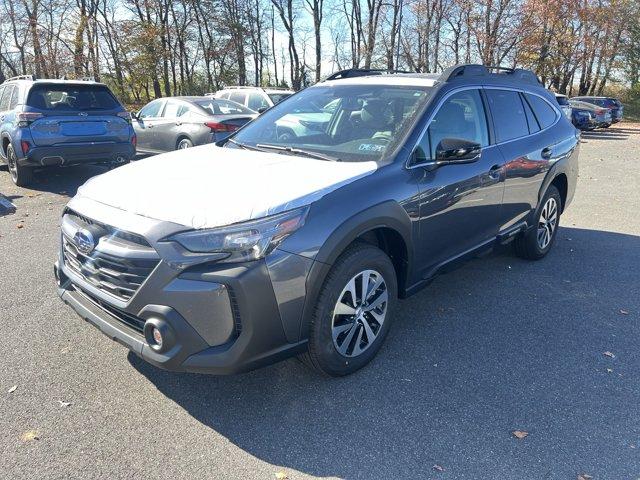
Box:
<box><xmin>177</xmin><ymin>138</ymin><xmax>193</xmax><ymax>150</ymax></box>
<box><xmin>301</xmin><ymin>243</ymin><xmax>397</xmax><ymax>376</ymax></box>
<box><xmin>6</xmin><ymin>144</ymin><xmax>33</xmax><ymax>187</ymax></box>
<box><xmin>602</xmin><ymin>124</ymin><xmax>611</xmax><ymax>128</ymax></box>
<box><xmin>514</xmin><ymin>185</ymin><xmax>561</xmax><ymax>260</ymax></box>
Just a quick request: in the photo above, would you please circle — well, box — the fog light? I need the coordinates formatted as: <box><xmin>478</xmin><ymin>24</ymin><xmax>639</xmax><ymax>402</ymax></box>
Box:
<box><xmin>152</xmin><ymin>327</ymin><xmax>163</xmax><ymax>347</ymax></box>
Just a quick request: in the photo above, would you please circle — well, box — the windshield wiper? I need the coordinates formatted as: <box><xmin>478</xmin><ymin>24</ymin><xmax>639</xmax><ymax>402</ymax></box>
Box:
<box><xmin>255</xmin><ymin>143</ymin><xmax>338</xmax><ymax>162</ymax></box>
<box><xmin>225</xmin><ymin>138</ymin><xmax>266</xmax><ymax>151</ymax></box>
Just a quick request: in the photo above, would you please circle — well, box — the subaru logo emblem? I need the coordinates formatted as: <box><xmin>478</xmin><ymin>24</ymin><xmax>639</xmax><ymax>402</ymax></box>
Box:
<box><xmin>78</xmin><ymin>112</ymin><xmax>88</xmax><ymax>116</ymax></box>
<box><xmin>73</xmin><ymin>228</ymin><xmax>95</xmax><ymax>255</ymax></box>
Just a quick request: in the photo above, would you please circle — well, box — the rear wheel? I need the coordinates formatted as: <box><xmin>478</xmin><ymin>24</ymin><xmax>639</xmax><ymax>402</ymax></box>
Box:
<box><xmin>6</xmin><ymin>144</ymin><xmax>33</xmax><ymax>187</ymax></box>
<box><xmin>514</xmin><ymin>185</ymin><xmax>561</xmax><ymax>260</ymax></box>
<box><xmin>302</xmin><ymin>243</ymin><xmax>397</xmax><ymax>376</ymax></box>
<box><xmin>177</xmin><ymin>138</ymin><xmax>193</xmax><ymax>150</ymax></box>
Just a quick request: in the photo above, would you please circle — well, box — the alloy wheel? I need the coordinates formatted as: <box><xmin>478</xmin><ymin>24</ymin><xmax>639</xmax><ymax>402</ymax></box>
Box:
<box><xmin>537</xmin><ymin>197</ymin><xmax>558</xmax><ymax>250</ymax></box>
<box><xmin>178</xmin><ymin>139</ymin><xmax>191</xmax><ymax>149</ymax></box>
<box><xmin>331</xmin><ymin>269</ymin><xmax>388</xmax><ymax>357</ymax></box>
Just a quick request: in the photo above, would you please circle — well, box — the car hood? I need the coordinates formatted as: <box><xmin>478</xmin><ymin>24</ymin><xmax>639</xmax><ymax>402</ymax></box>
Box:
<box><xmin>76</xmin><ymin>144</ymin><xmax>377</xmax><ymax>229</ymax></box>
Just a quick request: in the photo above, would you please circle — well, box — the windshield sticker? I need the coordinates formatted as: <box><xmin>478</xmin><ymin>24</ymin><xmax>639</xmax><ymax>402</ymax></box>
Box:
<box><xmin>358</xmin><ymin>143</ymin><xmax>386</xmax><ymax>152</ymax></box>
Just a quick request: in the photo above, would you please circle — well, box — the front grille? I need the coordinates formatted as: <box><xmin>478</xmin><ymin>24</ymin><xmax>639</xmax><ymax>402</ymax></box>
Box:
<box><xmin>62</xmin><ymin>210</ymin><xmax>160</xmax><ymax>302</ymax></box>
<box><xmin>75</xmin><ymin>287</ymin><xmax>145</xmax><ymax>333</ymax></box>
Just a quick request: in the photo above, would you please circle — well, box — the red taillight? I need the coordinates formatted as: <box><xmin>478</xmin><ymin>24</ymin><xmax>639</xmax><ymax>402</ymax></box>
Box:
<box><xmin>205</xmin><ymin>121</ymin><xmax>239</xmax><ymax>133</ymax></box>
<box><xmin>17</xmin><ymin>112</ymin><xmax>44</xmax><ymax>127</ymax></box>
<box><xmin>20</xmin><ymin>140</ymin><xmax>31</xmax><ymax>155</ymax></box>
<box><xmin>131</xmin><ymin>133</ymin><xmax>137</xmax><ymax>148</ymax></box>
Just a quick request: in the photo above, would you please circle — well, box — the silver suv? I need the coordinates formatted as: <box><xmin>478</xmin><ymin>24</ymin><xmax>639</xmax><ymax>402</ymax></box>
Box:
<box><xmin>211</xmin><ymin>86</ymin><xmax>294</xmax><ymax>113</ymax></box>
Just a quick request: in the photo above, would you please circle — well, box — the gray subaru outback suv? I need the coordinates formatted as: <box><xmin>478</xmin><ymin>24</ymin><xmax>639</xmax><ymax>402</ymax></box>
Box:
<box><xmin>55</xmin><ymin>64</ymin><xmax>579</xmax><ymax>376</ymax></box>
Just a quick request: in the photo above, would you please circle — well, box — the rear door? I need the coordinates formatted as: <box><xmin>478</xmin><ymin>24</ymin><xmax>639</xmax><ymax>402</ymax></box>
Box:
<box><xmin>486</xmin><ymin>88</ymin><xmax>563</xmax><ymax>230</ymax></box>
<box><xmin>25</xmin><ymin>83</ymin><xmax>130</xmax><ymax>147</ymax></box>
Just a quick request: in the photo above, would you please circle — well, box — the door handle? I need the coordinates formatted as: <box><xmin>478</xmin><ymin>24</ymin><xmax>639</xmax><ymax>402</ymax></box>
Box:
<box><xmin>147</xmin><ymin>124</ymin><xmax>154</xmax><ymax>129</ymax></box>
<box><xmin>541</xmin><ymin>147</ymin><xmax>552</xmax><ymax>159</ymax></box>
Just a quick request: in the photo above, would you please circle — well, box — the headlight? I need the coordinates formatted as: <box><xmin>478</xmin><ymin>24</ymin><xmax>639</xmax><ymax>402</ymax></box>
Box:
<box><xmin>169</xmin><ymin>206</ymin><xmax>309</xmax><ymax>262</ymax></box>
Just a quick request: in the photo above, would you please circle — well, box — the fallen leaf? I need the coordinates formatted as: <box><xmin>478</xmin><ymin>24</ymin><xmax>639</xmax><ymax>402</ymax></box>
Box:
<box><xmin>603</xmin><ymin>351</ymin><xmax>615</xmax><ymax>358</ymax></box>
<box><xmin>433</xmin><ymin>464</ymin><xmax>445</xmax><ymax>472</ymax></box>
<box><xmin>21</xmin><ymin>430</ymin><xmax>39</xmax><ymax>442</ymax></box>
<box><xmin>274</xmin><ymin>471</ymin><xmax>288</xmax><ymax>479</ymax></box>
<box><xmin>512</xmin><ymin>430</ymin><xmax>529</xmax><ymax>439</ymax></box>
<box><xmin>577</xmin><ymin>474</ymin><xmax>592</xmax><ymax>480</ymax></box>
<box><xmin>58</xmin><ymin>400</ymin><xmax>72</xmax><ymax>407</ymax></box>
<box><xmin>8</xmin><ymin>385</ymin><xmax>17</xmax><ymax>393</ymax></box>
<box><xmin>16</xmin><ymin>223</ymin><xmax>24</xmax><ymax>229</ymax></box>
<box><xmin>619</xmin><ymin>309</ymin><xmax>629</xmax><ymax>315</ymax></box>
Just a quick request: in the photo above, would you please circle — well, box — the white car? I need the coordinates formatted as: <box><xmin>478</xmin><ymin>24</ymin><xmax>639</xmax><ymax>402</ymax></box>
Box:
<box><xmin>211</xmin><ymin>87</ymin><xmax>294</xmax><ymax>113</ymax></box>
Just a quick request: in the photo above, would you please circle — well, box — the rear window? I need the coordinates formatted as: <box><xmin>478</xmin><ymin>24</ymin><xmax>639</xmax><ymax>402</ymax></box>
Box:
<box><xmin>525</xmin><ymin>93</ymin><xmax>558</xmax><ymax>129</ymax></box>
<box><xmin>27</xmin><ymin>84</ymin><xmax>120</xmax><ymax>111</ymax></box>
<box><xmin>195</xmin><ymin>99</ymin><xmax>254</xmax><ymax>115</ymax></box>
<box><xmin>267</xmin><ymin>93</ymin><xmax>291</xmax><ymax>104</ymax></box>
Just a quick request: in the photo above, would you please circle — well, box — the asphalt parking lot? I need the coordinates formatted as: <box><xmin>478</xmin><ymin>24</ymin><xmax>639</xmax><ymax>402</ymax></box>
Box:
<box><xmin>1</xmin><ymin>124</ymin><xmax>639</xmax><ymax>480</ymax></box>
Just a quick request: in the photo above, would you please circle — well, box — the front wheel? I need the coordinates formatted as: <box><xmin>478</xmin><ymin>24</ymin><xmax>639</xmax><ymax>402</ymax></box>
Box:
<box><xmin>302</xmin><ymin>243</ymin><xmax>397</xmax><ymax>376</ymax></box>
<box><xmin>514</xmin><ymin>185</ymin><xmax>561</xmax><ymax>260</ymax></box>
<box><xmin>6</xmin><ymin>144</ymin><xmax>33</xmax><ymax>187</ymax></box>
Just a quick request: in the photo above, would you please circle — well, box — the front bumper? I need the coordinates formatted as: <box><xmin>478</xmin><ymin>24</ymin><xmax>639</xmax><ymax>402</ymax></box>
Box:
<box><xmin>20</xmin><ymin>142</ymin><xmax>135</xmax><ymax>167</ymax></box>
<box><xmin>55</xmin><ymin>197</ymin><xmax>312</xmax><ymax>374</ymax></box>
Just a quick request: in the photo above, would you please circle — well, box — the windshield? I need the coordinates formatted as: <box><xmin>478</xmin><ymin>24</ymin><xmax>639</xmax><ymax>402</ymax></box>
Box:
<box><xmin>230</xmin><ymin>84</ymin><xmax>432</xmax><ymax>162</ymax></box>
<box><xmin>267</xmin><ymin>92</ymin><xmax>292</xmax><ymax>104</ymax></box>
<box><xmin>27</xmin><ymin>84</ymin><xmax>120</xmax><ymax>111</ymax></box>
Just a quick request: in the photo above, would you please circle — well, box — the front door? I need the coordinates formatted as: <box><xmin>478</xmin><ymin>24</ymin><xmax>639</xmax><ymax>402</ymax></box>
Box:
<box><xmin>134</xmin><ymin>99</ymin><xmax>165</xmax><ymax>153</ymax></box>
<box><xmin>414</xmin><ymin>88</ymin><xmax>506</xmax><ymax>277</ymax></box>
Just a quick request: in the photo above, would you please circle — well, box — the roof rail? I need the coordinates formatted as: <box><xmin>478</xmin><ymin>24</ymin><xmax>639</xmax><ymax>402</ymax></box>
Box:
<box><xmin>440</xmin><ymin>63</ymin><xmax>541</xmax><ymax>85</ymax></box>
<box><xmin>325</xmin><ymin>68</ymin><xmax>412</xmax><ymax>81</ymax></box>
<box><xmin>5</xmin><ymin>74</ymin><xmax>35</xmax><ymax>82</ymax></box>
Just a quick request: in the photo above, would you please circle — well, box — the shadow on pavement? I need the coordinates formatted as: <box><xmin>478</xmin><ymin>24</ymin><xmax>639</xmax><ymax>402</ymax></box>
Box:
<box><xmin>19</xmin><ymin>164</ymin><xmax>110</xmax><ymax>196</ymax></box>
<box><xmin>130</xmin><ymin>226</ymin><xmax>640</xmax><ymax>479</ymax></box>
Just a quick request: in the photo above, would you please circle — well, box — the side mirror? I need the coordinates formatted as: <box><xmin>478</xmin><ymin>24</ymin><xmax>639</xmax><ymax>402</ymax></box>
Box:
<box><xmin>131</xmin><ymin>110</ymin><xmax>139</xmax><ymax>120</ymax></box>
<box><xmin>435</xmin><ymin>138</ymin><xmax>481</xmax><ymax>163</ymax></box>
<box><xmin>257</xmin><ymin>106</ymin><xmax>269</xmax><ymax>114</ymax></box>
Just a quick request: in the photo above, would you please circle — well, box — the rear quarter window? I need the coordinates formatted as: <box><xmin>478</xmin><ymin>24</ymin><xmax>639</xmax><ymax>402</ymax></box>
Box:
<box><xmin>524</xmin><ymin>93</ymin><xmax>558</xmax><ymax>129</ymax></box>
<box><xmin>27</xmin><ymin>84</ymin><xmax>120</xmax><ymax>111</ymax></box>
<box><xmin>485</xmin><ymin>89</ymin><xmax>529</xmax><ymax>142</ymax></box>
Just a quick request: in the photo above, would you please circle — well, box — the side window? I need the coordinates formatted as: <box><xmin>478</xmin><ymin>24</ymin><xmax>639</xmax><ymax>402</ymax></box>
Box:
<box><xmin>524</xmin><ymin>93</ymin><xmax>557</xmax><ymax>129</ymax></box>
<box><xmin>485</xmin><ymin>89</ymin><xmax>529</xmax><ymax>142</ymax></box>
<box><xmin>229</xmin><ymin>92</ymin><xmax>246</xmax><ymax>105</ymax></box>
<box><xmin>248</xmin><ymin>93</ymin><xmax>269</xmax><ymax>111</ymax></box>
<box><xmin>9</xmin><ymin>85</ymin><xmax>20</xmax><ymax>108</ymax></box>
<box><xmin>139</xmin><ymin>101</ymin><xmax>163</xmax><ymax>119</ymax></box>
<box><xmin>521</xmin><ymin>94</ymin><xmax>540</xmax><ymax>134</ymax></box>
<box><xmin>0</xmin><ymin>85</ymin><xmax>13</xmax><ymax>111</ymax></box>
<box><xmin>418</xmin><ymin>89</ymin><xmax>489</xmax><ymax>160</ymax></box>
<box><xmin>162</xmin><ymin>101</ymin><xmax>181</xmax><ymax>118</ymax></box>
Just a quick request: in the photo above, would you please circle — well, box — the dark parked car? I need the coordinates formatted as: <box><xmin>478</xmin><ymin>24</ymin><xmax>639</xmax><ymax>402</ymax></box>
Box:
<box><xmin>132</xmin><ymin>96</ymin><xmax>257</xmax><ymax>154</ymax></box>
<box><xmin>569</xmin><ymin>99</ymin><xmax>611</xmax><ymax>129</ymax></box>
<box><xmin>0</xmin><ymin>75</ymin><xmax>135</xmax><ymax>186</ymax></box>
<box><xmin>55</xmin><ymin>64</ymin><xmax>579</xmax><ymax>377</ymax></box>
<box><xmin>572</xmin><ymin>96</ymin><xmax>623</xmax><ymax>123</ymax></box>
